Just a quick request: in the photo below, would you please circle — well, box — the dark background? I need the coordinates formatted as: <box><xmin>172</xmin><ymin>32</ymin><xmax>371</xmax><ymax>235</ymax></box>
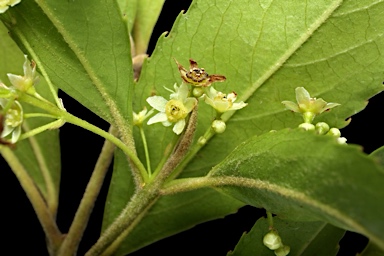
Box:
<box><xmin>1</xmin><ymin>0</ymin><xmax>382</xmax><ymax>255</ymax></box>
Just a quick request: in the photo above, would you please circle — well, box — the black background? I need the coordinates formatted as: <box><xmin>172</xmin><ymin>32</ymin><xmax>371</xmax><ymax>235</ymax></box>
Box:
<box><xmin>1</xmin><ymin>1</ymin><xmax>382</xmax><ymax>255</ymax></box>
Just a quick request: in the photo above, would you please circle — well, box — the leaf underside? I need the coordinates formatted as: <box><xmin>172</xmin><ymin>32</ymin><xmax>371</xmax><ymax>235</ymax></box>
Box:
<box><xmin>228</xmin><ymin>217</ymin><xmax>345</xmax><ymax>256</ymax></box>
<box><xmin>0</xmin><ymin>22</ymin><xmax>60</xmax><ymax>201</ymax></box>
<box><xmin>105</xmin><ymin>0</ymin><xmax>384</xmax><ymax>254</ymax></box>
<box><xmin>209</xmin><ymin>129</ymin><xmax>384</xmax><ymax>249</ymax></box>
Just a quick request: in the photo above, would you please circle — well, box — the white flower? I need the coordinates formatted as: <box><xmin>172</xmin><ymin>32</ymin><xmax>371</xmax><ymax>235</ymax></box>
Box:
<box><xmin>282</xmin><ymin>87</ymin><xmax>339</xmax><ymax>123</ymax></box>
<box><xmin>133</xmin><ymin>107</ymin><xmax>154</xmax><ymax>126</ymax></box>
<box><xmin>7</xmin><ymin>55</ymin><xmax>39</xmax><ymax>93</ymax></box>
<box><xmin>203</xmin><ymin>86</ymin><xmax>247</xmax><ymax>113</ymax></box>
<box><xmin>146</xmin><ymin>83</ymin><xmax>197</xmax><ymax>135</ymax></box>
<box><xmin>0</xmin><ymin>0</ymin><xmax>21</xmax><ymax>13</ymax></box>
<box><xmin>0</xmin><ymin>99</ymin><xmax>23</xmax><ymax>143</ymax></box>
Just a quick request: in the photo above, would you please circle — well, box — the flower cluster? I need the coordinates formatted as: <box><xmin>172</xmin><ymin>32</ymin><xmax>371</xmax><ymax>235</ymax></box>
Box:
<box><xmin>282</xmin><ymin>87</ymin><xmax>346</xmax><ymax>144</ymax></box>
<box><xmin>143</xmin><ymin>58</ymin><xmax>247</xmax><ymax>135</ymax></box>
<box><xmin>6</xmin><ymin>55</ymin><xmax>39</xmax><ymax>94</ymax></box>
<box><xmin>0</xmin><ymin>97</ymin><xmax>23</xmax><ymax>144</ymax></box>
<box><xmin>0</xmin><ymin>55</ymin><xmax>38</xmax><ymax>144</ymax></box>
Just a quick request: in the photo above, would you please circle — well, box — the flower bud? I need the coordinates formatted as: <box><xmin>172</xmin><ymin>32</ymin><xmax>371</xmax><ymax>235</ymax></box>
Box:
<box><xmin>274</xmin><ymin>245</ymin><xmax>290</xmax><ymax>256</ymax></box>
<box><xmin>211</xmin><ymin>120</ymin><xmax>226</xmax><ymax>134</ymax></box>
<box><xmin>298</xmin><ymin>123</ymin><xmax>315</xmax><ymax>131</ymax></box>
<box><xmin>263</xmin><ymin>231</ymin><xmax>283</xmax><ymax>250</ymax></box>
<box><xmin>198</xmin><ymin>136</ymin><xmax>207</xmax><ymax>145</ymax></box>
<box><xmin>192</xmin><ymin>87</ymin><xmax>204</xmax><ymax>98</ymax></box>
<box><xmin>337</xmin><ymin>137</ymin><xmax>347</xmax><ymax>144</ymax></box>
<box><xmin>315</xmin><ymin>122</ymin><xmax>330</xmax><ymax>135</ymax></box>
<box><xmin>327</xmin><ymin>128</ymin><xmax>341</xmax><ymax>137</ymax></box>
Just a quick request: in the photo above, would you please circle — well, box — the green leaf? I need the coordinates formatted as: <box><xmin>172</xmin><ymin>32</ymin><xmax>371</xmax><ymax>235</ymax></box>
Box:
<box><xmin>0</xmin><ymin>22</ymin><xmax>60</xmax><ymax>211</ymax></box>
<box><xmin>104</xmin><ymin>0</ymin><xmax>384</xmax><ymax>253</ymax></box>
<box><xmin>116</xmin><ymin>0</ymin><xmax>138</xmax><ymax>33</ymax></box>
<box><xmin>102</xmin><ymin>149</ymin><xmax>244</xmax><ymax>255</ymax></box>
<box><xmin>361</xmin><ymin>242</ymin><xmax>384</xmax><ymax>256</ymax></box>
<box><xmin>209</xmin><ymin>129</ymin><xmax>384</xmax><ymax>249</ymax></box>
<box><xmin>1</xmin><ymin>0</ymin><xmax>134</xmax><ymax>131</ymax></box>
<box><xmin>134</xmin><ymin>0</ymin><xmax>384</xmax><ymax>178</ymax></box>
<box><xmin>228</xmin><ymin>217</ymin><xmax>345</xmax><ymax>256</ymax></box>
<box><xmin>132</xmin><ymin>0</ymin><xmax>165</xmax><ymax>54</ymax></box>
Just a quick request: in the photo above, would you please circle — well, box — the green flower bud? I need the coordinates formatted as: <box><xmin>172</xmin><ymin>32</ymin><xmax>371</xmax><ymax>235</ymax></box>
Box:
<box><xmin>198</xmin><ymin>136</ymin><xmax>207</xmax><ymax>145</ymax></box>
<box><xmin>192</xmin><ymin>87</ymin><xmax>204</xmax><ymax>98</ymax></box>
<box><xmin>263</xmin><ymin>231</ymin><xmax>283</xmax><ymax>250</ymax></box>
<box><xmin>327</xmin><ymin>127</ymin><xmax>341</xmax><ymax>137</ymax></box>
<box><xmin>211</xmin><ymin>120</ymin><xmax>226</xmax><ymax>134</ymax></box>
<box><xmin>298</xmin><ymin>123</ymin><xmax>315</xmax><ymax>131</ymax></box>
<box><xmin>337</xmin><ymin>137</ymin><xmax>347</xmax><ymax>144</ymax></box>
<box><xmin>315</xmin><ymin>122</ymin><xmax>330</xmax><ymax>135</ymax></box>
<box><xmin>275</xmin><ymin>245</ymin><xmax>290</xmax><ymax>256</ymax></box>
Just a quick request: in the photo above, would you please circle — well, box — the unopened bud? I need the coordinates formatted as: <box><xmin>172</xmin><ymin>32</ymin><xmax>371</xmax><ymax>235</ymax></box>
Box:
<box><xmin>315</xmin><ymin>122</ymin><xmax>330</xmax><ymax>135</ymax></box>
<box><xmin>263</xmin><ymin>231</ymin><xmax>283</xmax><ymax>250</ymax></box>
<box><xmin>275</xmin><ymin>245</ymin><xmax>290</xmax><ymax>256</ymax></box>
<box><xmin>327</xmin><ymin>128</ymin><xmax>341</xmax><ymax>137</ymax></box>
<box><xmin>198</xmin><ymin>136</ymin><xmax>207</xmax><ymax>145</ymax></box>
<box><xmin>192</xmin><ymin>87</ymin><xmax>205</xmax><ymax>98</ymax></box>
<box><xmin>211</xmin><ymin>120</ymin><xmax>226</xmax><ymax>134</ymax></box>
<box><xmin>337</xmin><ymin>137</ymin><xmax>347</xmax><ymax>144</ymax></box>
<box><xmin>298</xmin><ymin>123</ymin><xmax>315</xmax><ymax>131</ymax></box>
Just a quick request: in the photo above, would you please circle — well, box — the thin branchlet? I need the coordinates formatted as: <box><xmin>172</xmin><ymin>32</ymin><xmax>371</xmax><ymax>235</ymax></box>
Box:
<box><xmin>157</xmin><ymin>105</ymin><xmax>198</xmax><ymax>181</ymax></box>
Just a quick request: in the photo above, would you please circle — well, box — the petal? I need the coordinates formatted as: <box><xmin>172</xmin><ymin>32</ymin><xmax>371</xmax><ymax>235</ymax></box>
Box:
<box><xmin>215</xmin><ymin>101</ymin><xmax>231</xmax><ymax>113</ymax></box>
<box><xmin>162</xmin><ymin>120</ymin><xmax>172</xmax><ymax>127</ymax></box>
<box><xmin>177</xmin><ymin>83</ymin><xmax>190</xmax><ymax>100</ymax></box>
<box><xmin>1</xmin><ymin>124</ymin><xmax>14</xmax><ymax>138</ymax></box>
<box><xmin>0</xmin><ymin>98</ymin><xmax>7</xmax><ymax>108</ymax></box>
<box><xmin>7</xmin><ymin>73</ymin><xmax>24</xmax><ymax>89</ymax></box>
<box><xmin>321</xmin><ymin>102</ymin><xmax>340</xmax><ymax>113</ymax></box>
<box><xmin>22</xmin><ymin>55</ymin><xmax>32</xmax><ymax>77</ymax></box>
<box><xmin>183</xmin><ymin>98</ymin><xmax>197</xmax><ymax>112</ymax></box>
<box><xmin>0</xmin><ymin>6</ymin><xmax>9</xmax><ymax>13</ymax></box>
<box><xmin>310</xmin><ymin>98</ymin><xmax>328</xmax><ymax>113</ymax></box>
<box><xmin>146</xmin><ymin>96</ymin><xmax>168</xmax><ymax>112</ymax></box>
<box><xmin>10</xmin><ymin>0</ymin><xmax>21</xmax><ymax>7</ymax></box>
<box><xmin>203</xmin><ymin>94</ymin><xmax>215</xmax><ymax>108</ymax></box>
<box><xmin>147</xmin><ymin>112</ymin><xmax>168</xmax><ymax>125</ymax></box>
<box><xmin>207</xmin><ymin>86</ymin><xmax>218</xmax><ymax>98</ymax></box>
<box><xmin>11</xmin><ymin>126</ymin><xmax>21</xmax><ymax>143</ymax></box>
<box><xmin>230</xmin><ymin>101</ymin><xmax>248</xmax><ymax>111</ymax></box>
<box><xmin>281</xmin><ymin>101</ymin><xmax>300</xmax><ymax>112</ymax></box>
<box><xmin>173</xmin><ymin>119</ymin><xmax>186</xmax><ymax>135</ymax></box>
<box><xmin>295</xmin><ymin>87</ymin><xmax>310</xmax><ymax>105</ymax></box>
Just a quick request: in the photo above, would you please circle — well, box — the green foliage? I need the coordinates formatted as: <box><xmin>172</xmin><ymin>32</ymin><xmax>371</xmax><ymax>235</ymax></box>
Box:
<box><xmin>103</xmin><ymin>148</ymin><xmax>244</xmax><ymax>255</ymax></box>
<box><xmin>1</xmin><ymin>0</ymin><xmax>384</xmax><ymax>255</ymax></box>
<box><xmin>0</xmin><ymin>22</ymin><xmax>60</xmax><ymax>203</ymax></box>
<box><xmin>210</xmin><ymin>129</ymin><xmax>384</xmax><ymax>249</ymax></box>
<box><xmin>134</xmin><ymin>0</ymin><xmax>384</xmax><ymax>178</ymax></box>
<box><xmin>228</xmin><ymin>217</ymin><xmax>345</xmax><ymax>256</ymax></box>
<box><xmin>2</xmin><ymin>0</ymin><xmax>134</xmax><ymax>126</ymax></box>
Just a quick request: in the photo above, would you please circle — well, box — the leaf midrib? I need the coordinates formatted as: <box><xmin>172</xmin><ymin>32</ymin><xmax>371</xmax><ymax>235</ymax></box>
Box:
<box><xmin>204</xmin><ymin>175</ymin><xmax>384</xmax><ymax>249</ymax></box>
<box><xmin>35</xmin><ymin>1</ymin><xmax>135</xmax><ymax>149</ymax></box>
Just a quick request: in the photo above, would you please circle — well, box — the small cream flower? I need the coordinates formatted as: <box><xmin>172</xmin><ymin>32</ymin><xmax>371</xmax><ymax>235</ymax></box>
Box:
<box><xmin>7</xmin><ymin>55</ymin><xmax>39</xmax><ymax>93</ymax></box>
<box><xmin>133</xmin><ymin>107</ymin><xmax>154</xmax><ymax>126</ymax></box>
<box><xmin>146</xmin><ymin>83</ymin><xmax>197</xmax><ymax>135</ymax></box>
<box><xmin>0</xmin><ymin>0</ymin><xmax>21</xmax><ymax>13</ymax></box>
<box><xmin>0</xmin><ymin>99</ymin><xmax>23</xmax><ymax>143</ymax></box>
<box><xmin>203</xmin><ymin>86</ymin><xmax>247</xmax><ymax>113</ymax></box>
<box><xmin>282</xmin><ymin>87</ymin><xmax>340</xmax><ymax>123</ymax></box>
